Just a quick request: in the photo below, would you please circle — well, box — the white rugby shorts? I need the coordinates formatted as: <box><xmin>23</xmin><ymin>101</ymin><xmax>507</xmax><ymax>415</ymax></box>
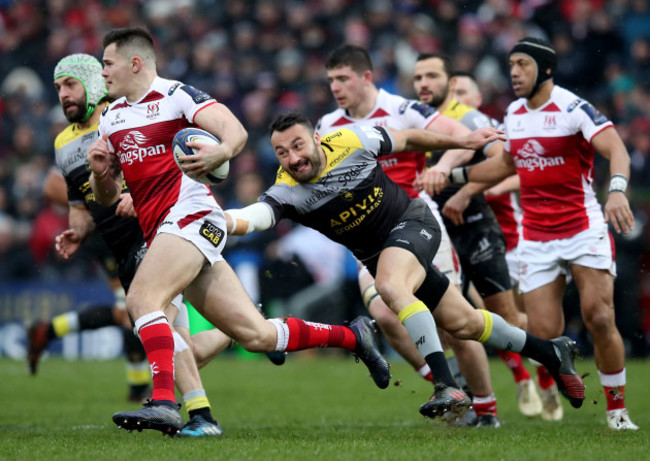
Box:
<box><xmin>505</xmin><ymin>248</ymin><xmax>520</xmax><ymax>288</ymax></box>
<box><xmin>419</xmin><ymin>191</ymin><xmax>462</xmax><ymax>286</ymax></box>
<box><xmin>518</xmin><ymin>225</ymin><xmax>615</xmax><ymax>293</ymax></box>
<box><xmin>156</xmin><ymin>191</ymin><xmax>226</xmax><ymax>266</ymax></box>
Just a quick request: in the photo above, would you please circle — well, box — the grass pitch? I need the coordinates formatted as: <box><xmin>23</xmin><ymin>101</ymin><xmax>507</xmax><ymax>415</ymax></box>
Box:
<box><xmin>1</xmin><ymin>353</ymin><xmax>648</xmax><ymax>461</ymax></box>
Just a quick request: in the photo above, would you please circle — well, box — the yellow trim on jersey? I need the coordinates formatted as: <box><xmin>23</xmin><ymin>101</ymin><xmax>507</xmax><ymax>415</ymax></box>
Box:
<box><xmin>442</xmin><ymin>98</ymin><xmax>474</xmax><ymax>122</ymax></box>
<box><xmin>477</xmin><ymin>309</ymin><xmax>493</xmax><ymax>343</ymax></box>
<box><xmin>53</xmin><ymin>102</ymin><xmax>108</xmax><ymax>150</ymax></box>
<box><xmin>274</xmin><ymin>128</ymin><xmax>364</xmax><ymax>186</ymax></box>
<box><xmin>397</xmin><ymin>301</ymin><xmax>429</xmax><ymax>324</ymax></box>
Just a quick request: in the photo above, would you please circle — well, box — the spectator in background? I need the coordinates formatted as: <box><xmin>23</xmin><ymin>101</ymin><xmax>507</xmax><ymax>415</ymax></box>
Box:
<box><xmin>629</xmin><ymin>118</ymin><xmax>650</xmax><ymax>188</ymax></box>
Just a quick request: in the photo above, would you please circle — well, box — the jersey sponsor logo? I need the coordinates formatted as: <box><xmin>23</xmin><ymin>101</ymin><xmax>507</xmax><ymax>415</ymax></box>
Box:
<box><xmin>579</xmin><ymin>102</ymin><xmax>608</xmax><ymax>125</ymax></box>
<box><xmin>360</xmin><ymin>125</ymin><xmax>384</xmax><ymax>140</ymax></box>
<box><xmin>324</xmin><ymin>131</ymin><xmax>343</xmax><ymax>142</ymax></box>
<box><xmin>410</xmin><ymin>101</ymin><xmax>436</xmax><ymax>118</ymax></box>
<box><xmin>146</xmin><ymin>102</ymin><xmax>160</xmax><ymax>120</ymax></box>
<box><xmin>168</xmin><ymin>82</ymin><xmax>181</xmax><ymax>95</ymax></box>
<box><xmin>419</xmin><ymin>229</ymin><xmax>432</xmax><ymax>240</ymax></box>
<box><xmin>469</xmin><ymin>236</ymin><xmax>494</xmax><ymax>264</ymax></box>
<box><xmin>60</xmin><ymin>148</ymin><xmax>88</xmax><ymax>170</ymax></box>
<box><xmin>543</xmin><ymin>115</ymin><xmax>556</xmax><ymax>130</ymax></box>
<box><xmin>567</xmin><ymin>98</ymin><xmax>582</xmax><ymax>113</ymax></box>
<box><xmin>510</xmin><ymin>120</ymin><xmax>525</xmax><ymax>133</ymax></box>
<box><xmin>328</xmin><ymin>147</ymin><xmax>352</xmax><ymax>169</ymax></box>
<box><xmin>514</xmin><ymin>139</ymin><xmax>566</xmax><ymax>172</ymax></box>
<box><xmin>118</xmin><ymin>130</ymin><xmax>167</xmax><ymax>165</ymax></box>
<box><xmin>469</xmin><ymin>113</ymin><xmax>487</xmax><ymax>130</ymax></box>
<box><xmin>331</xmin><ymin>187</ymin><xmax>384</xmax><ymax>235</ymax></box>
<box><xmin>379</xmin><ymin>157</ymin><xmax>398</xmax><ymax>168</ymax></box>
<box><xmin>180</xmin><ymin>85</ymin><xmax>212</xmax><ymax>104</ymax></box>
<box><xmin>199</xmin><ymin>220</ymin><xmax>224</xmax><ymax>247</ymax></box>
<box><xmin>466</xmin><ymin>212</ymin><xmax>484</xmax><ymax>224</ymax></box>
<box><xmin>337</xmin><ymin>161</ymin><xmax>367</xmax><ymax>187</ymax></box>
<box><xmin>341</xmin><ymin>191</ymin><xmax>354</xmax><ymax>202</ymax></box>
<box><xmin>135</xmin><ymin>244</ymin><xmax>147</xmax><ymax>266</ymax></box>
<box><xmin>81</xmin><ymin>132</ymin><xmax>98</xmax><ymax>143</ymax></box>
<box><xmin>111</xmin><ymin>111</ymin><xmax>126</xmax><ymax>126</ymax></box>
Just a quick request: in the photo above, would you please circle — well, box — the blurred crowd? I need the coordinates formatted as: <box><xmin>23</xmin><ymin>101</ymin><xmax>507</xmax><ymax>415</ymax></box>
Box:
<box><xmin>1</xmin><ymin>0</ymin><xmax>650</xmax><ymax>353</ymax></box>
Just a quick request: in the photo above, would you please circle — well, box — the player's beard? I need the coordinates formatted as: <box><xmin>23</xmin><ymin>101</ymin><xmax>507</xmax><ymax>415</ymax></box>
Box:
<box><xmin>62</xmin><ymin>101</ymin><xmax>86</xmax><ymax>124</ymax></box>
<box><xmin>423</xmin><ymin>81</ymin><xmax>449</xmax><ymax>108</ymax></box>
<box><xmin>288</xmin><ymin>144</ymin><xmax>323</xmax><ymax>183</ymax></box>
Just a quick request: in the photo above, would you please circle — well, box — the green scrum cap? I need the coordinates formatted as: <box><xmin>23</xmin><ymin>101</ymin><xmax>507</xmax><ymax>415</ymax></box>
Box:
<box><xmin>54</xmin><ymin>53</ymin><xmax>108</xmax><ymax>122</ymax></box>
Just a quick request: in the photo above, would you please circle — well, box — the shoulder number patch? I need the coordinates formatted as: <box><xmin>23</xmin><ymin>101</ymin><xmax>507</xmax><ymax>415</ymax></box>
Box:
<box><xmin>409</xmin><ymin>101</ymin><xmax>436</xmax><ymax>118</ymax></box>
<box><xmin>181</xmin><ymin>85</ymin><xmax>212</xmax><ymax>104</ymax></box>
<box><xmin>579</xmin><ymin>102</ymin><xmax>608</xmax><ymax>125</ymax></box>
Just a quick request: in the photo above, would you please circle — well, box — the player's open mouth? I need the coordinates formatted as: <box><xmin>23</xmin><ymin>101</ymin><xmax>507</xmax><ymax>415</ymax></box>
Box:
<box><xmin>291</xmin><ymin>160</ymin><xmax>310</xmax><ymax>173</ymax></box>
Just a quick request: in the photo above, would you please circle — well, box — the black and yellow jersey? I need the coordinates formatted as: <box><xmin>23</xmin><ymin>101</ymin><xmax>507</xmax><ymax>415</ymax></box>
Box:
<box><xmin>54</xmin><ymin>118</ymin><xmax>142</xmax><ymax>261</ymax></box>
<box><xmin>261</xmin><ymin>125</ymin><xmax>411</xmax><ymax>262</ymax></box>
<box><xmin>427</xmin><ymin>99</ymin><xmax>496</xmax><ymax>228</ymax></box>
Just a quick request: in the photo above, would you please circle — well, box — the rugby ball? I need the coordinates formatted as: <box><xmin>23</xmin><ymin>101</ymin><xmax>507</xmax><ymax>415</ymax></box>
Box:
<box><xmin>172</xmin><ymin>127</ymin><xmax>230</xmax><ymax>185</ymax></box>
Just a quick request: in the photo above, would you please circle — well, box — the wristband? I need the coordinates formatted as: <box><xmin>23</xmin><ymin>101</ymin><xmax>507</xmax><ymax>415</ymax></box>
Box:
<box><xmin>449</xmin><ymin>167</ymin><xmax>468</xmax><ymax>184</ymax></box>
<box><xmin>608</xmin><ymin>174</ymin><xmax>628</xmax><ymax>194</ymax></box>
<box><xmin>92</xmin><ymin>166</ymin><xmax>110</xmax><ymax>181</ymax></box>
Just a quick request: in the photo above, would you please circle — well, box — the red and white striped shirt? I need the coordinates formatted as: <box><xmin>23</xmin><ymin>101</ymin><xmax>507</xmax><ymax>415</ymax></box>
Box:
<box><xmin>504</xmin><ymin>85</ymin><xmax>613</xmax><ymax>241</ymax></box>
<box><xmin>98</xmin><ymin>77</ymin><xmax>217</xmax><ymax>243</ymax></box>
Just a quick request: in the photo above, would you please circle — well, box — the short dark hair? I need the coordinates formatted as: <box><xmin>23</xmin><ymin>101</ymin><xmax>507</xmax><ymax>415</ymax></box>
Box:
<box><xmin>451</xmin><ymin>70</ymin><xmax>476</xmax><ymax>81</ymax></box>
<box><xmin>325</xmin><ymin>44</ymin><xmax>372</xmax><ymax>74</ymax></box>
<box><xmin>103</xmin><ymin>27</ymin><xmax>155</xmax><ymax>53</ymax></box>
<box><xmin>416</xmin><ymin>53</ymin><xmax>453</xmax><ymax>78</ymax></box>
<box><xmin>269</xmin><ymin>113</ymin><xmax>314</xmax><ymax>136</ymax></box>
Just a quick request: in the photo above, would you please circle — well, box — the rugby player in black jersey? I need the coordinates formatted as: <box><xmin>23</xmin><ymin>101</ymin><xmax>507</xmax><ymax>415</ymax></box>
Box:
<box><xmin>224</xmin><ymin>113</ymin><xmax>586</xmax><ymax>420</ymax></box>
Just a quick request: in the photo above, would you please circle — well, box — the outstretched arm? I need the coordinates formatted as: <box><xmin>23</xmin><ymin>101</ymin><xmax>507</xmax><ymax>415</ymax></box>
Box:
<box><xmin>388</xmin><ymin>126</ymin><xmax>504</xmax><ymax>154</ymax></box>
<box><xmin>224</xmin><ymin>202</ymin><xmax>275</xmax><ymax>236</ymax></box>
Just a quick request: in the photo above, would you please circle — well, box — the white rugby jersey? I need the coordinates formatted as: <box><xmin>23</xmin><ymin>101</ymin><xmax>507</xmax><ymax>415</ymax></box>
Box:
<box><xmin>503</xmin><ymin>85</ymin><xmax>613</xmax><ymax>242</ymax></box>
<box><xmin>98</xmin><ymin>76</ymin><xmax>217</xmax><ymax>243</ymax></box>
<box><xmin>316</xmin><ymin>89</ymin><xmax>440</xmax><ymax>198</ymax></box>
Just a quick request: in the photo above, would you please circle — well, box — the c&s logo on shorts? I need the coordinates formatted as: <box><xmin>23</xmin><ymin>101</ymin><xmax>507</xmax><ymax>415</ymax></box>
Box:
<box><xmin>200</xmin><ymin>220</ymin><xmax>224</xmax><ymax>247</ymax></box>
